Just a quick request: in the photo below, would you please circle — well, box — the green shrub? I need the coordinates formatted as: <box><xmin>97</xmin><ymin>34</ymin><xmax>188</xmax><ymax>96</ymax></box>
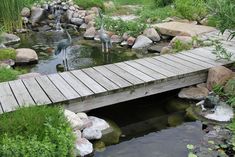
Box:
<box><xmin>154</xmin><ymin>0</ymin><xmax>173</xmax><ymax>7</ymax></box>
<box><xmin>172</xmin><ymin>39</ymin><xmax>192</xmax><ymax>53</ymax></box>
<box><xmin>175</xmin><ymin>0</ymin><xmax>208</xmax><ymax>21</ymax></box>
<box><xmin>0</xmin><ymin>106</ymin><xmax>75</xmax><ymax>157</ymax></box>
<box><xmin>0</xmin><ymin>67</ymin><xmax>20</xmax><ymax>82</ymax></box>
<box><xmin>74</xmin><ymin>0</ymin><xmax>104</xmax><ymax>9</ymax></box>
<box><xmin>207</xmin><ymin>0</ymin><xmax>235</xmax><ymax>40</ymax></box>
<box><xmin>0</xmin><ymin>48</ymin><xmax>16</xmax><ymax>60</ymax></box>
<box><xmin>96</xmin><ymin>17</ymin><xmax>147</xmax><ymax>36</ymax></box>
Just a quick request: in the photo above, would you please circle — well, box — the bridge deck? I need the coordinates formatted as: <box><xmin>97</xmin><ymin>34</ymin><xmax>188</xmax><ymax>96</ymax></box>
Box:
<box><xmin>0</xmin><ymin>30</ymin><xmax>235</xmax><ymax>113</ymax></box>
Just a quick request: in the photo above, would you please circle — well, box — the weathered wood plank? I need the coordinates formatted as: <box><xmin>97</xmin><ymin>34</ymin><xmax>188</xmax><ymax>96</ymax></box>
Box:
<box><xmin>48</xmin><ymin>73</ymin><xmax>80</xmax><ymax>100</ymax></box>
<box><xmin>60</xmin><ymin>72</ymin><xmax>94</xmax><ymax>97</ymax></box>
<box><xmin>174</xmin><ymin>53</ymin><xmax>214</xmax><ymax>68</ymax></box>
<box><xmin>94</xmin><ymin>66</ymin><xmax>132</xmax><ymax>88</ymax></box>
<box><xmin>0</xmin><ymin>82</ymin><xmax>19</xmax><ymax>112</ymax></box>
<box><xmin>83</xmin><ymin>68</ymin><xmax>119</xmax><ymax>91</ymax></box>
<box><xmin>115</xmin><ymin>62</ymin><xmax>155</xmax><ymax>82</ymax></box>
<box><xmin>66</xmin><ymin>72</ymin><xmax>207</xmax><ymax>112</ymax></box>
<box><xmin>181</xmin><ymin>51</ymin><xmax>221</xmax><ymax>66</ymax></box>
<box><xmin>23</xmin><ymin>78</ymin><xmax>52</xmax><ymax>105</ymax></box>
<box><xmin>71</xmin><ymin>70</ymin><xmax>106</xmax><ymax>94</ymax></box>
<box><xmin>125</xmin><ymin>60</ymin><xmax>166</xmax><ymax>80</ymax></box>
<box><xmin>9</xmin><ymin>80</ymin><xmax>35</xmax><ymax>106</ymax></box>
<box><xmin>162</xmin><ymin>54</ymin><xmax>205</xmax><ymax>70</ymax></box>
<box><xmin>135</xmin><ymin>59</ymin><xmax>176</xmax><ymax>77</ymax></box>
<box><xmin>105</xmin><ymin>64</ymin><xmax>144</xmax><ymax>85</ymax></box>
<box><xmin>153</xmin><ymin>56</ymin><xmax>194</xmax><ymax>73</ymax></box>
<box><xmin>36</xmin><ymin>76</ymin><xmax>67</xmax><ymax>103</ymax></box>
<box><xmin>145</xmin><ymin>58</ymin><xmax>183</xmax><ymax>75</ymax></box>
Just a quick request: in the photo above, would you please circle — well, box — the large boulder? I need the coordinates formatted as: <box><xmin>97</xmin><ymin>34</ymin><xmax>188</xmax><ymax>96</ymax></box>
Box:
<box><xmin>87</xmin><ymin>116</ymin><xmax>110</xmax><ymax>131</ymax></box>
<box><xmin>64</xmin><ymin>109</ymin><xmax>84</xmax><ymax>130</ymax></box>
<box><xmin>143</xmin><ymin>28</ymin><xmax>161</xmax><ymax>42</ymax></box>
<box><xmin>84</xmin><ymin>27</ymin><xmax>96</xmax><ymax>40</ymax></box>
<box><xmin>15</xmin><ymin>48</ymin><xmax>38</xmax><ymax>64</ymax></box>
<box><xmin>1</xmin><ymin>33</ymin><xmax>20</xmax><ymax>45</ymax></box>
<box><xmin>82</xmin><ymin>128</ymin><xmax>102</xmax><ymax>140</ymax></box>
<box><xmin>178</xmin><ymin>86</ymin><xmax>209</xmax><ymax>100</ymax></box>
<box><xmin>132</xmin><ymin>35</ymin><xmax>152</xmax><ymax>49</ymax></box>
<box><xmin>21</xmin><ymin>7</ymin><xmax>31</xmax><ymax>17</ymax></box>
<box><xmin>30</xmin><ymin>7</ymin><xmax>45</xmax><ymax>25</ymax></box>
<box><xmin>152</xmin><ymin>22</ymin><xmax>216</xmax><ymax>36</ymax></box>
<box><xmin>206</xmin><ymin>66</ymin><xmax>233</xmax><ymax>90</ymax></box>
<box><xmin>75</xmin><ymin>138</ymin><xmax>93</xmax><ymax>157</ymax></box>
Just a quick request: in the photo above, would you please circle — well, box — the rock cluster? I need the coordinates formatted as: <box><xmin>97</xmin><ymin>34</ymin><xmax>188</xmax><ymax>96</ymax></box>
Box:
<box><xmin>64</xmin><ymin>109</ymin><xmax>114</xmax><ymax>157</ymax></box>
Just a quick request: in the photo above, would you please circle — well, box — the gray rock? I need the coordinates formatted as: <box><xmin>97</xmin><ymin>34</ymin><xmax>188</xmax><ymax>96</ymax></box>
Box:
<box><xmin>143</xmin><ymin>28</ymin><xmax>161</xmax><ymax>42</ymax></box>
<box><xmin>84</xmin><ymin>27</ymin><xmax>96</xmax><ymax>40</ymax></box>
<box><xmin>30</xmin><ymin>7</ymin><xmax>45</xmax><ymax>25</ymax></box>
<box><xmin>16</xmin><ymin>48</ymin><xmax>38</xmax><ymax>64</ymax></box>
<box><xmin>178</xmin><ymin>86</ymin><xmax>209</xmax><ymax>100</ymax></box>
<box><xmin>160</xmin><ymin>46</ymin><xmax>172</xmax><ymax>55</ymax></box>
<box><xmin>1</xmin><ymin>33</ymin><xmax>20</xmax><ymax>45</ymax></box>
<box><xmin>79</xmin><ymin>23</ymin><xmax>87</xmax><ymax>30</ymax></box>
<box><xmin>38</xmin><ymin>25</ymin><xmax>51</xmax><ymax>32</ymax></box>
<box><xmin>21</xmin><ymin>7</ymin><xmax>31</xmax><ymax>17</ymax></box>
<box><xmin>19</xmin><ymin>72</ymin><xmax>41</xmax><ymax>79</ymax></box>
<box><xmin>75</xmin><ymin>138</ymin><xmax>93</xmax><ymax>157</ymax></box>
<box><xmin>84</xmin><ymin>14</ymin><xmax>96</xmax><ymax>24</ymax></box>
<box><xmin>111</xmin><ymin>35</ymin><xmax>122</xmax><ymax>43</ymax></box>
<box><xmin>132</xmin><ymin>35</ymin><xmax>152</xmax><ymax>49</ymax></box>
<box><xmin>82</xmin><ymin>128</ymin><xmax>102</xmax><ymax>140</ymax></box>
<box><xmin>66</xmin><ymin>9</ymin><xmax>74</xmax><ymax>22</ymax></box>
<box><xmin>71</xmin><ymin>17</ymin><xmax>84</xmax><ymax>26</ymax></box>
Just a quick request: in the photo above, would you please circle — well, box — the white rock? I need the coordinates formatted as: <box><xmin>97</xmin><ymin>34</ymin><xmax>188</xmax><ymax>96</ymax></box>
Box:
<box><xmin>77</xmin><ymin>112</ymin><xmax>88</xmax><ymax>120</ymax></box>
<box><xmin>143</xmin><ymin>28</ymin><xmax>161</xmax><ymax>42</ymax></box>
<box><xmin>75</xmin><ymin>138</ymin><xmax>93</xmax><ymax>157</ymax></box>
<box><xmin>205</xmin><ymin>104</ymin><xmax>234</xmax><ymax>122</ymax></box>
<box><xmin>74</xmin><ymin>130</ymin><xmax>82</xmax><ymax>139</ymax></box>
<box><xmin>88</xmin><ymin>116</ymin><xmax>110</xmax><ymax>131</ymax></box>
<box><xmin>64</xmin><ymin>109</ymin><xmax>84</xmax><ymax>130</ymax></box>
<box><xmin>132</xmin><ymin>35</ymin><xmax>152</xmax><ymax>49</ymax></box>
<box><xmin>82</xmin><ymin>128</ymin><xmax>102</xmax><ymax>140</ymax></box>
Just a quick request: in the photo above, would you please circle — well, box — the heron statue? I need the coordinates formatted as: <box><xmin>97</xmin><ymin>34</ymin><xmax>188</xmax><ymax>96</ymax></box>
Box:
<box><xmin>99</xmin><ymin>11</ymin><xmax>112</xmax><ymax>53</ymax></box>
<box><xmin>54</xmin><ymin>27</ymin><xmax>72</xmax><ymax>71</ymax></box>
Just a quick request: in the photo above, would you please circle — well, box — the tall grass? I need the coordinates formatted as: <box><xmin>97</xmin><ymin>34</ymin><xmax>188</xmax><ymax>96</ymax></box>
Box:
<box><xmin>0</xmin><ymin>0</ymin><xmax>36</xmax><ymax>32</ymax></box>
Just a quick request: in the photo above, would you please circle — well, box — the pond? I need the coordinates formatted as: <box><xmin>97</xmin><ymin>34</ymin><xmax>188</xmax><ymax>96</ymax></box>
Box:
<box><xmin>15</xmin><ymin>30</ymin><xmax>154</xmax><ymax>75</ymax></box>
<box><xmin>88</xmin><ymin>90</ymin><xmax>205</xmax><ymax>157</ymax></box>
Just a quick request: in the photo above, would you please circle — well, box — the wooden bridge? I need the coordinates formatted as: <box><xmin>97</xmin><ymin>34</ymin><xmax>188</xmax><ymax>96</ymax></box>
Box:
<box><xmin>0</xmin><ymin>30</ymin><xmax>235</xmax><ymax>113</ymax></box>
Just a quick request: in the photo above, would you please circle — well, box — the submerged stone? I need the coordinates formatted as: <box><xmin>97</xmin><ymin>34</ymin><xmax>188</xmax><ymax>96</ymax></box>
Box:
<box><xmin>165</xmin><ymin>99</ymin><xmax>190</xmax><ymax>112</ymax></box>
<box><xmin>168</xmin><ymin>113</ymin><xmax>184</xmax><ymax>127</ymax></box>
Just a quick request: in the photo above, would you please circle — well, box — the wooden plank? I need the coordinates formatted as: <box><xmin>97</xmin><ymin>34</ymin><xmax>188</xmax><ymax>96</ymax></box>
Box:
<box><xmin>36</xmin><ymin>75</ymin><xmax>67</xmax><ymax>103</ymax></box>
<box><xmin>125</xmin><ymin>60</ymin><xmax>166</xmax><ymax>80</ymax></box>
<box><xmin>105</xmin><ymin>64</ymin><xmax>144</xmax><ymax>85</ymax></box>
<box><xmin>9</xmin><ymin>80</ymin><xmax>35</xmax><ymax>106</ymax></box>
<box><xmin>94</xmin><ymin>66</ymin><xmax>132</xmax><ymax>88</ymax></box>
<box><xmin>0</xmin><ymin>82</ymin><xmax>19</xmax><ymax>112</ymax></box>
<box><xmin>67</xmin><ymin>72</ymin><xmax>207</xmax><ymax>112</ymax></box>
<box><xmin>23</xmin><ymin>78</ymin><xmax>52</xmax><ymax>105</ymax></box>
<box><xmin>115</xmin><ymin>62</ymin><xmax>155</xmax><ymax>82</ymax></box>
<box><xmin>162</xmin><ymin>54</ymin><xmax>205</xmax><ymax>70</ymax></box>
<box><xmin>71</xmin><ymin>70</ymin><xmax>106</xmax><ymax>94</ymax></box>
<box><xmin>135</xmin><ymin>59</ymin><xmax>176</xmax><ymax>77</ymax></box>
<box><xmin>83</xmin><ymin>68</ymin><xmax>119</xmax><ymax>91</ymax></box>
<box><xmin>174</xmin><ymin>53</ymin><xmax>214</xmax><ymax>68</ymax></box>
<box><xmin>181</xmin><ymin>51</ymin><xmax>221</xmax><ymax>66</ymax></box>
<box><xmin>48</xmin><ymin>73</ymin><xmax>80</xmax><ymax>100</ymax></box>
<box><xmin>60</xmin><ymin>72</ymin><xmax>94</xmax><ymax>97</ymax></box>
<box><xmin>153</xmin><ymin>56</ymin><xmax>194</xmax><ymax>73</ymax></box>
<box><xmin>144</xmin><ymin>58</ymin><xmax>183</xmax><ymax>75</ymax></box>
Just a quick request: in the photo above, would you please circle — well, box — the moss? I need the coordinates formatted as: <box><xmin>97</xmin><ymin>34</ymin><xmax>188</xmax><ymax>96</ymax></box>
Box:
<box><xmin>0</xmin><ymin>67</ymin><xmax>19</xmax><ymax>82</ymax></box>
<box><xmin>0</xmin><ymin>48</ymin><xmax>16</xmax><ymax>60</ymax></box>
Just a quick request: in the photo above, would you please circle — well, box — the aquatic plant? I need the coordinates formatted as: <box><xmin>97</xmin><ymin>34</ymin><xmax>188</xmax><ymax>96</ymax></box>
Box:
<box><xmin>0</xmin><ymin>0</ymin><xmax>36</xmax><ymax>32</ymax></box>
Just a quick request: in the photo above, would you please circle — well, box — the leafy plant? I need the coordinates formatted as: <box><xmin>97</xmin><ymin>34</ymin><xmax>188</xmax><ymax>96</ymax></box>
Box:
<box><xmin>207</xmin><ymin>0</ymin><xmax>235</xmax><ymax>40</ymax></box>
<box><xmin>212</xmin><ymin>84</ymin><xmax>224</xmax><ymax>96</ymax></box>
<box><xmin>154</xmin><ymin>0</ymin><xmax>173</xmax><ymax>7</ymax></box>
<box><xmin>172</xmin><ymin>39</ymin><xmax>192</xmax><ymax>53</ymax></box>
<box><xmin>74</xmin><ymin>0</ymin><xmax>104</xmax><ymax>9</ymax></box>
<box><xmin>175</xmin><ymin>0</ymin><xmax>208</xmax><ymax>21</ymax></box>
<box><xmin>0</xmin><ymin>67</ymin><xmax>20</xmax><ymax>82</ymax></box>
<box><xmin>0</xmin><ymin>106</ymin><xmax>75</xmax><ymax>157</ymax></box>
<box><xmin>96</xmin><ymin>17</ymin><xmax>147</xmax><ymax>36</ymax></box>
<box><xmin>0</xmin><ymin>48</ymin><xmax>16</xmax><ymax>60</ymax></box>
<box><xmin>212</xmin><ymin>41</ymin><xmax>233</xmax><ymax>61</ymax></box>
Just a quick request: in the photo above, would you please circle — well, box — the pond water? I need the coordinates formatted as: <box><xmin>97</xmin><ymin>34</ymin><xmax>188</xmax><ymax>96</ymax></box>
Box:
<box><xmin>16</xmin><ymin>30</ymin><xmax>152</xmax><ymax>75</ymax></box>
<box><xmin>88</xmin><ymin>90</ymin><xmax>205</xmax><ymax>157</ymax></box>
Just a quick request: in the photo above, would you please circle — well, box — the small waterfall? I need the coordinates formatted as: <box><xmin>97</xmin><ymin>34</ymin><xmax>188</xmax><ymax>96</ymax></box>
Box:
<box><xmin>54</xmin><ymin>6</ymin><xmax>63</xmax><ymax>31</ymax></box>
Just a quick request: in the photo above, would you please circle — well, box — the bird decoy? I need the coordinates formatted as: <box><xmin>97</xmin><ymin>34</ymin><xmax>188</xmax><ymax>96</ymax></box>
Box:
<box><xmin>98</xmin><ymin>11</ymin><xmax>112</xmax><ymax>53</ymax></box>
<box><xmin>54</xmin><ymin>27</ymin><xmax>72</xmax><ymax>71</ymax></box>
